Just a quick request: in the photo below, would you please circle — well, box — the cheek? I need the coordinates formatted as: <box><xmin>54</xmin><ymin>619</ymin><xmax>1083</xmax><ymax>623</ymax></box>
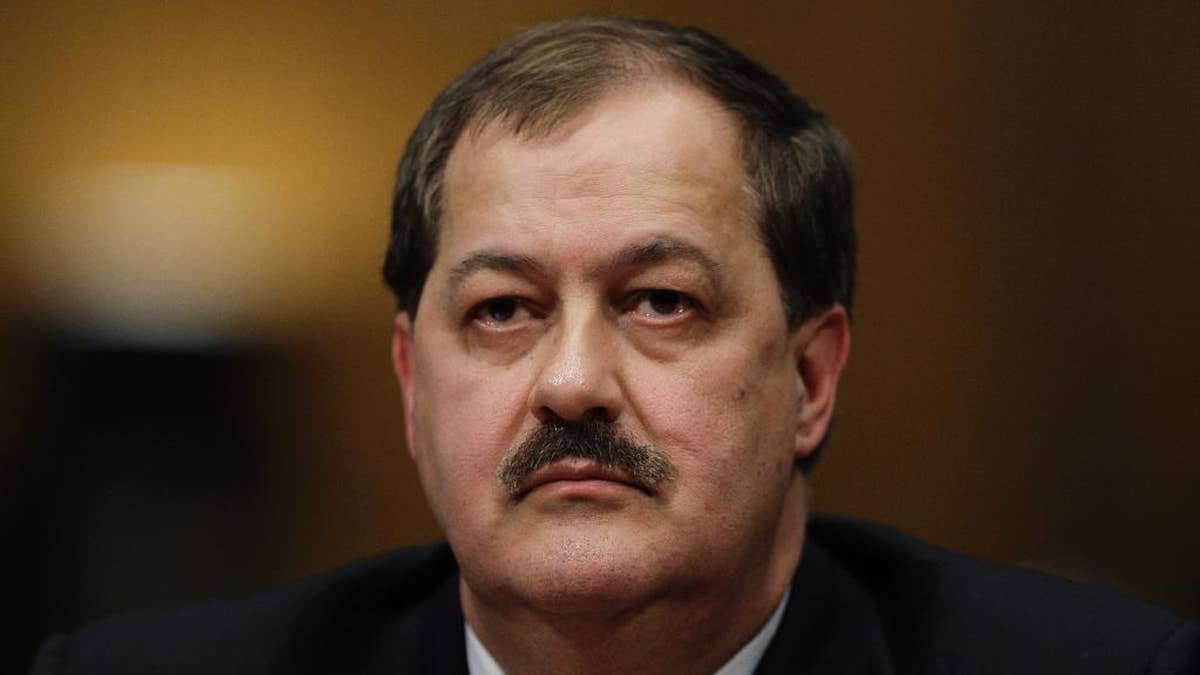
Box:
<box><xmin>410</xmin><ymin>340</ymin><xmax>533</xmax><ymax>515</ymax></box>
<box><xmin>627</xmin><ymin>338</ymin><xmax>798</xmax><ymax>496</ymax></box>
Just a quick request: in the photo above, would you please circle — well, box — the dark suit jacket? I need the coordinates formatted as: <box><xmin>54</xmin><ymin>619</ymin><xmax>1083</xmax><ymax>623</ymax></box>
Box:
<box><xmin>31</xmin><ymin>515</ymin><xmax>1200</xmax><ymax>674</ymax></box>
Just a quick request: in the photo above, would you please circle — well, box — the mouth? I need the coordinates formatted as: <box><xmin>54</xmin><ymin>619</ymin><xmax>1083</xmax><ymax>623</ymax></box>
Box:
<box><xmin>514</xmin><ymin>458</ymin><xmax>654</xmax><ymax>501</ymax></box>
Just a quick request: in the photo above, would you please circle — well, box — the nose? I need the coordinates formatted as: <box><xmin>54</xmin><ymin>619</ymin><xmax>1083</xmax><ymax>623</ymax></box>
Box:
<box><xmin>529</xmin><ymin>308</ymin><xmax>623</xmax><ymax>424</ymax></box>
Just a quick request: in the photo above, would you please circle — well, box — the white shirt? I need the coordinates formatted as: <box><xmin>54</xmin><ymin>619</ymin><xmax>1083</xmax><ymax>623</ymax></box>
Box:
<box><xmin>465</xmin><ymin>592</ymin><xmax>789</xmax><ymax>675</ymax></box>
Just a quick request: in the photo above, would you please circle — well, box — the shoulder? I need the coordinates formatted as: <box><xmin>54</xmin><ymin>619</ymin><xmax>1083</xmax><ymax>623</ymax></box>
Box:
<box><xmin>807</xmin><ymin>514</ymin><xmax>1200</xmax><ymax>674</ymax></box>
<box><xmin>31</xmin><ymin>542</ymin><xmax>463</xmax><ymax>675</ymax></box>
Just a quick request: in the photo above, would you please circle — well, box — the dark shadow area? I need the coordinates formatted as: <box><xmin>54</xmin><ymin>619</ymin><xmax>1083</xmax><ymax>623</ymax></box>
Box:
<box><xmin>4</xmin><ymin>329</ymin><xmax>288</xmax><ymax>673</ymax></box>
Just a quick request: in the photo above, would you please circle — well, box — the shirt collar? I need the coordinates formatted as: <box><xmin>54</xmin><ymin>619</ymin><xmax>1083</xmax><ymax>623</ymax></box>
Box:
<box><xmin>464</xmin><ymin>591</ymin><xmax>790</xmax><ymax>675</ymax></box>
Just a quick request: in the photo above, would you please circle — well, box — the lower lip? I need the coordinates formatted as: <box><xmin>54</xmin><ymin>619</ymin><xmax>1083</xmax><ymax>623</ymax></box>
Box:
<box><xmin>524</xmin><ymin>478</ymin><xmax>642</xmax><ymax>501</ymax></box>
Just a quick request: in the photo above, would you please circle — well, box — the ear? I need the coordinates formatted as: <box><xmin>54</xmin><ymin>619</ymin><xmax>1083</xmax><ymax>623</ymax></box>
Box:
<box><xmin>391</xmin><ymin>312</ymin><xmax>418</xmax><ymax>457</ymax></box>
<box><xmin>791</xmin><ymin>305</ymin><xmax>851</xmax><ymax>463</ymax></box>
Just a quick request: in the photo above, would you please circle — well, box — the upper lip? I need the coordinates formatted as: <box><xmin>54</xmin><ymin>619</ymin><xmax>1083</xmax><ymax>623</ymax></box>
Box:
<box><xmin>516</xmin><ymin>458</ymin><xmax>652</xmax><ymax>499</ymax></box>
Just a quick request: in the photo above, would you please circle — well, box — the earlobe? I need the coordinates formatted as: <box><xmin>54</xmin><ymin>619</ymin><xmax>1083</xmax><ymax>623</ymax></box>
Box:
<box><xmin>792</xmin><ymin>305</ymin><xmax>851</xmax><ymax>463</ymax></box>
<box><xmin>391</xmin><ymin>313</ymin><xmax>418</xmax><ymax>455</ymax></box>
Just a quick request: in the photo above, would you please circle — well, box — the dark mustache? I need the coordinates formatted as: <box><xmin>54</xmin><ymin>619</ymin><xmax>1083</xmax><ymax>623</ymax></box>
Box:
<box><xmin>496</xmin><ymin>419</ymin><xmax>674</xmax><ymax>495</ymax></box>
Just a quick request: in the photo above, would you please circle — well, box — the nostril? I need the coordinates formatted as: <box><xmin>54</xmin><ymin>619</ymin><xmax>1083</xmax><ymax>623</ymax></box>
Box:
<box><xmin>536</xmin><ymin>406</ymin><xmax>563</xmax><ymax>425</ymax></box>
<box><xmin>534</xmin><ymin>405</ymin><xmax>614</xmax><ymax>425</ymax></box>
<box><xmin>580</xmin><ymin>407</ymin><xmax>612</xmax><ymax>424</ymax></box>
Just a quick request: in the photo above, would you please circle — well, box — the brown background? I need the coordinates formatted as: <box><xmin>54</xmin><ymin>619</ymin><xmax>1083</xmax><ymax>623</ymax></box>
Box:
<box><xmin>3</xmin><ymin>1</ymin><xmax>1197</xmax><ymax>668</ymax></box>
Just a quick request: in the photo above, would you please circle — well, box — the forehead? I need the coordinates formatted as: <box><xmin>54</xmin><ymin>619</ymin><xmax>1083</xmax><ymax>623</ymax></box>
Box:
<box><xmin>436</xmin><ymin>79</ymin><xmax>759</xmax><ymax>264</ymax></box>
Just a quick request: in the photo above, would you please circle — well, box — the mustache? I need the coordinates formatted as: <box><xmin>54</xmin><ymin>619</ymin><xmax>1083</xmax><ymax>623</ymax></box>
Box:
<box><xmin>496</xmin><ymin>419</ymin><xmax>674</xmax><ymax>495</ymax></box>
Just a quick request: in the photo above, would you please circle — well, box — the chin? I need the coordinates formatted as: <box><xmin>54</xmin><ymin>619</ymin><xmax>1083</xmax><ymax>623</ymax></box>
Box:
<box><xmin>528</xmin><ymin>550</ymin><xmax>664</xmax><ymax>614</ymax></box>
<box><xmin>471</xmin><ymin>522</ymin><xmax>677</xmax><ymax>616</ymax></box>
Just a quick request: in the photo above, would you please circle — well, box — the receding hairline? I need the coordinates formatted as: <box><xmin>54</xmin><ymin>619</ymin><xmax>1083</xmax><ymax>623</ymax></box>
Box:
<box><xmin>462</xmin><ymin>63</ymin><xmax>749</xmax><ymax>153</ymax></box>
<box><xmin>452</xmin><ymin>73</ymin><xmax>751</xmax><ymax>170</ymax></box>
<box><xmin>438</xmin><ymin>76</ymin><xmax>766</xmax><ymax>275</ymax></box>
<box><xmin>461</xmin><ymin>29</ymin><xmax>715</xmax><ymax>140</ymax></box>
<box><xmin>445</xmin><ymin>72</ymin><xmax>765</xmax><ymax>233</ymax></box>
<box><xmin>422</xmin><ymin>25</ymin><xmax>779</xmax><ymax>272</ymax></box>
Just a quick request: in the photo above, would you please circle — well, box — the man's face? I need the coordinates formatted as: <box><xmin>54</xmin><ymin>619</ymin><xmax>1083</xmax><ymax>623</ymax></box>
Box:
<box><xmin>393</xmin><ymin>80</ymin><xmax>844</xmax><ymax>615</ymax></box>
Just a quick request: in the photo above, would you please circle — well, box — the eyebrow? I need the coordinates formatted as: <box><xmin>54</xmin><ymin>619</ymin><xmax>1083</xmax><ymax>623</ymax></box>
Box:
<box><xmin>444</xmin><ymin>235</ymin><xmax>721</xmax><ymax>297</ymax></box>
<box><xmin>595</xmin><ymin>236</ymin><xmax>721</xmax><ymax>279</ymax></box>
<box><xmin>447</xmin><ymin>250</ymin><xmax>549</xmax><ymax>295</ymax></box>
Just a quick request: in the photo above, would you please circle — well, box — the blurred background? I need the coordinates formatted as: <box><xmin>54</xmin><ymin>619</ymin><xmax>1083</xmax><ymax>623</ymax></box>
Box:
<box><xmin>3</xmin><ymin>1</ymin><xmax>1197</xmax><ymax>669</ymax></box>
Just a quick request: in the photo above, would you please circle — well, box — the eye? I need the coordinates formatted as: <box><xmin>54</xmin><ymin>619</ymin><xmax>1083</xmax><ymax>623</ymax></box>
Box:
<box><xmin>470</xmin><ymin>297</ymin><xmax>528</xmax><ymax>328</ymax></box>
<box><xmin>631</xmin><ymin>289</ymin><xmax>697</xmax><ymax>320</ymax></box>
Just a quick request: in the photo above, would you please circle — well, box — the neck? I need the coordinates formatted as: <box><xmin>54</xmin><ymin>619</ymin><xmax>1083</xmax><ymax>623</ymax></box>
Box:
<box><xmin>462</xmin><ymin>481</ymin><xmax>807</xmax><ymax>675</ymax></box>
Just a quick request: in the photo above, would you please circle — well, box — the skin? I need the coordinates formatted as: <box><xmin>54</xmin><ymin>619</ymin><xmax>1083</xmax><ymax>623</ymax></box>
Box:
<box><xmin>392</xmin><ymin>78</ymin><xmax>850</xmax><ymax>674</ymax></box>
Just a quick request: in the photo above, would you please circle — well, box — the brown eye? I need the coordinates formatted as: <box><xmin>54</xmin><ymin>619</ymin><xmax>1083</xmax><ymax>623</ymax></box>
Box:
<box><xmin>648</xmin><ymin>290</ymin><xmax>683</xmax><ymax>315</ymax></box>
<box><xmin>482</xmin><ymin>297</ymin><xmax>518</xmax><ymax>322</ymax></box>
<box><xmin>633</xmin><ymin>289</ymin><xmax>696</xmax><ymax>320</ymax></box>
<box><xmin>469</xmin><ymin>296</ymin><xmax>531</xmax><ymax>329</ymax></box>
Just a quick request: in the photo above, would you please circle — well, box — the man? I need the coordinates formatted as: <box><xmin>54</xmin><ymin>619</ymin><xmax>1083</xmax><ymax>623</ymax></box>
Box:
<box><xmin>32</xmin><ymin>16</ymin><xmax>1199</xmax><ymax>675</ymax></box>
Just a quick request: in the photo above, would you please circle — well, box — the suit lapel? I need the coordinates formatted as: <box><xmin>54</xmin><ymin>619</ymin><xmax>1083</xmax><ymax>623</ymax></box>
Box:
<box><xmin>754</xmin><ymin>539</ymin><xmax>895</xmax><ymax>674</ymax></box>
<box><xmin>360</xmin><ymin>571</ymin><xmax>468</xmax><ymax>675</ymax></box>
